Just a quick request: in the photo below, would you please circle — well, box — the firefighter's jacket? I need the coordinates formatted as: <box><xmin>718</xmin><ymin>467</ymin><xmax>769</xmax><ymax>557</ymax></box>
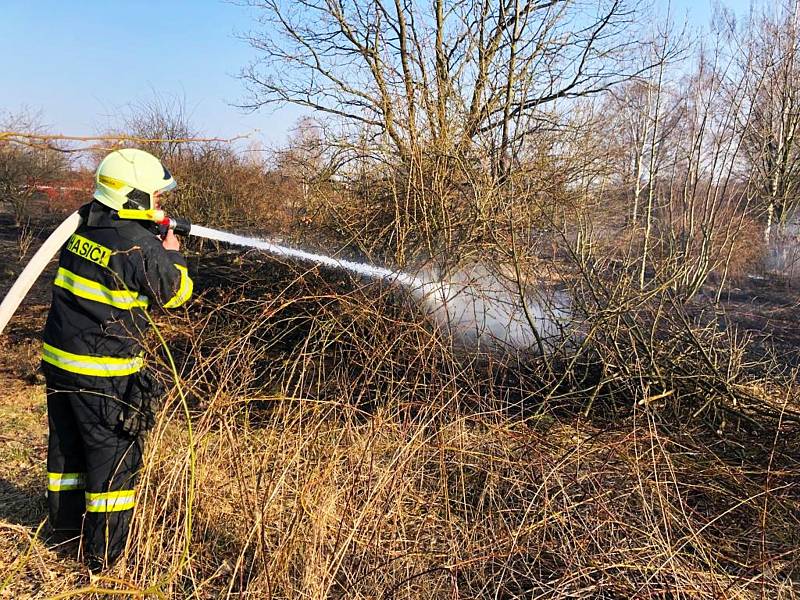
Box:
<box><xmin>42</xmin><ymin>201</ymin><xmax>193</xmax><ymax>388</ymax></box>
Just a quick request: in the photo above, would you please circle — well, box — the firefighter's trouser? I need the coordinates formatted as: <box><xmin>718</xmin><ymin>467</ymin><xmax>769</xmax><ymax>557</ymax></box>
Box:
<box><xmin>45</xmin><ymin>373</ymin><xmax>143</xmax><ymax>567</ymax></box>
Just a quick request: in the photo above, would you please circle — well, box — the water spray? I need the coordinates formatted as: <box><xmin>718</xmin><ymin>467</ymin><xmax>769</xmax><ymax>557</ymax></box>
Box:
<box><xmin>0</xmin><ymin>210</ymin><xmax>570</xmax><ymax>353</ymax></box>
<box><xmin>123</xmin><ymin>209</ymin><xmax>416</xmax><ymax>285</ymax></box>
<box><xmin>189</xmin><ymin>223</ymin><xmax>417</xmax><ymax>286</ymax></box>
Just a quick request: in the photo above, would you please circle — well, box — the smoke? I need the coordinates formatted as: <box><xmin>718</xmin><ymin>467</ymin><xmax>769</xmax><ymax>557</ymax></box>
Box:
<box><xmin>409</xmin><ymin>264</ymin><xmax>571</xmax><ymax>354</ymax></box>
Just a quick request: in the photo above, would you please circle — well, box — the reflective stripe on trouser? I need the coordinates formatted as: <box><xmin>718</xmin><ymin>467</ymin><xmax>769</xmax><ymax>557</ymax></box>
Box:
<box><xmin>45</xmin><ymin>375</ymin><xmax>144</xmax><ymax>565</ymax></box>
<box><xmin>42</xmin><ymin>343</ymin><xmax>143</xmax><ymax>377</ymax></box>
<box><xmin>85</xmin><ymin>490</ymin><xmax>136</xmax><ymax>512</ymax></box>
<box><xmin>46</xmin><ymin>389</ymin><xmax>88</xmax><ymax>532</ymax></box>
<box><xmin>48</xmin><ymin>472</ymin><xmax>86</xmax><ymax>491</ymax></box>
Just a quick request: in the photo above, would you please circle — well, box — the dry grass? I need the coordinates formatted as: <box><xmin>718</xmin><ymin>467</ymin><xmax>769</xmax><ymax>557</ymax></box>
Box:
<box><xmin>1</xmin><ymin>243</ymin><xmax>799</xmax><ymax>599</ymax></box>
<box><xmin>120</xmin><ymin>395</ymin><xmax>798</xmax><ymax>598</ymax></box>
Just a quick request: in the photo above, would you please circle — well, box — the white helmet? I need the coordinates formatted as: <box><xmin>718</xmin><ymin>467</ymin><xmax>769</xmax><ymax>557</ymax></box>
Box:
<box><xmin>93</xmin><ymin>148</ymin><xmax>177</xmax><ymax>211</ymax></box>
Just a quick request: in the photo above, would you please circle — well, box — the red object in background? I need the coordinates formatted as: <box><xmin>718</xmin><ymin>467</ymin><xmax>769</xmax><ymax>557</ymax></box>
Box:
<box><xmin>28</xmin><ymin>172</ymin><xmax>93</xmax><ymax>211</ymax></box>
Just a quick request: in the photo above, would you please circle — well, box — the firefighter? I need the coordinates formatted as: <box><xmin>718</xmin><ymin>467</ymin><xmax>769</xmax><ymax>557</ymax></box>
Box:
<box><xmin>41</xmin><ymin>148</ymin><xmax>193</xmax><ymax>570</ymax></box>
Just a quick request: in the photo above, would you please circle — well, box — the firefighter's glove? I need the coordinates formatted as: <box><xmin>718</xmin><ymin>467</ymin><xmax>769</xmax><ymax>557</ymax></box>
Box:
<box><xmin>119</xmin><ymin>369</ymin><xmax>165</xmax><ymax>436</ymax></box>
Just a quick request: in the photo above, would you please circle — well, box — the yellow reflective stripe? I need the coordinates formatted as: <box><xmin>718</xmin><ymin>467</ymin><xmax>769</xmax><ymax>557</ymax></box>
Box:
<box><xmin>48</xmin><ymin>472</ymin><xmax>86</xmax><ymax>491</ymax></box>
<box><xmin>98</xmin><ymin>174</ymin><xmax>127</xmax><ymax>190</ymax></box>
<box><xmin>85</xmin><ymin>490</ymin><xmax>136</xmax><ymax>512</ymax></box>
<box><xmin>65</xmin><ymin>233</ymin><xmax>112</xmax><ymax>267</ymax></box>
<box><xmin>164</xmin><ymin>264</ymin><xmax>193</xmax><ymax>308</ymax></box>
<box><xmin>42</xmin><ymin>343</ymin><xmax>143</xmax><ymax>377</ymax></box>
<box><xmin>54</xmin><ymin>267</ymin><xmax>149</xmax><ymax>310</ymax></box>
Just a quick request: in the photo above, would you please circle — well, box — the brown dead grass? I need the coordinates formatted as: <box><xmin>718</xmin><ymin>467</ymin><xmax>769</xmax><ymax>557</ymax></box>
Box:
<box><xmin>1</xmin><ymin>212</ymin><xmax>799</xmax><ymax>598</ymax></box>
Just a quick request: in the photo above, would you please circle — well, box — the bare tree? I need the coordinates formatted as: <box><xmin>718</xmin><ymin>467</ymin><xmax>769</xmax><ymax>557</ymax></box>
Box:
<box><xmin>237</xmin><ymin>0</ymin><xmax>659</xmax><ymax>264</ymax></box>
<box><xmin>110</xmin><ymin>92</ymin><xmax>198</xmax><ymax>161</ymax></box>
<box><xmin>276</xmin><ymin>118</ymin><xmax>327</xmax><ymax>208</ymax></box>
<box><xmin>607</xmin><ymin>76</ymin><xmax>684</xmax><ymax>230</ymax></box>
<box><xmin>569</xmin><ymin>13</ymin><xmax>759</xmax><ymax>300</ymax></box>
<box><xmin>737</xmin><ymin>0</ymin><xmax>800</xmax><ymax>244</ymax></box>
<box><xmin>239</xmin><ymin>0</ymin><xmax>654</xmax><ymax>166</ymax></box>
<box><xmin>0</xmin><ymin>109</ymin><xmax>68</xmax><ymax>226</ymax></box>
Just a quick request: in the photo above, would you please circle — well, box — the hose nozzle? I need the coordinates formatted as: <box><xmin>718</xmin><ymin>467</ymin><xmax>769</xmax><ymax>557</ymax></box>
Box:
<box><xmin>162</xmin><ymin>216</ymin><xmax>191</xmax><ymax>236</ymax></box>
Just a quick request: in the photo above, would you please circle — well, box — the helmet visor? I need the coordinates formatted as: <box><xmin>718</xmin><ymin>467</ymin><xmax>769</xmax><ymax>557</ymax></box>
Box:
<box><xmin>157</xmin><ymin>180</ymin><xmax>178</xmax><ymax>195</ymax></box>
<box><xmin>153</xmin><ymin>180</ymin><xmax>177</xmax><ymax>209</ymax></box>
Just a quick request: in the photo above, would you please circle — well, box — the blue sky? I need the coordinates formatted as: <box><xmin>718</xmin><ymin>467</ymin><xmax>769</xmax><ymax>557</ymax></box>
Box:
<box><xmin>0</xmin><ymin>0</ymin><xmax>751</xmax><ymax>150</ymax></box>
<box><xmin>0</xmin><ymin>1</ymin><xmax>305</xmax><ymax>148</ymax></box>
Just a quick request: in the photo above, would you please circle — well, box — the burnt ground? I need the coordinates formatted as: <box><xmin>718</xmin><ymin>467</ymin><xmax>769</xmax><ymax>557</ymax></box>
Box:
<box><xmin>713</xmin><ymin>277</ymin><xmax>800</xmax><ymax>370</ymax></box>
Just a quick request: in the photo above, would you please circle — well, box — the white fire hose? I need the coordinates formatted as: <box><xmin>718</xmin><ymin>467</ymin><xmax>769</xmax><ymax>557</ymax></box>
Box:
<box><xmin>0</xmin><ymin>211</ymin><xmax>83</xmax><ymax>335</ymax></box>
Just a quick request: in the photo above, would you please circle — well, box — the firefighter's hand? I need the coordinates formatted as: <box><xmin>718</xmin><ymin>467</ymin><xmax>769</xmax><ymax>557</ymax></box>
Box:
<box><xmin>162</xmin><ymin>229</ymin><xmax>180</xmax><ymax>251</ymax></box>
